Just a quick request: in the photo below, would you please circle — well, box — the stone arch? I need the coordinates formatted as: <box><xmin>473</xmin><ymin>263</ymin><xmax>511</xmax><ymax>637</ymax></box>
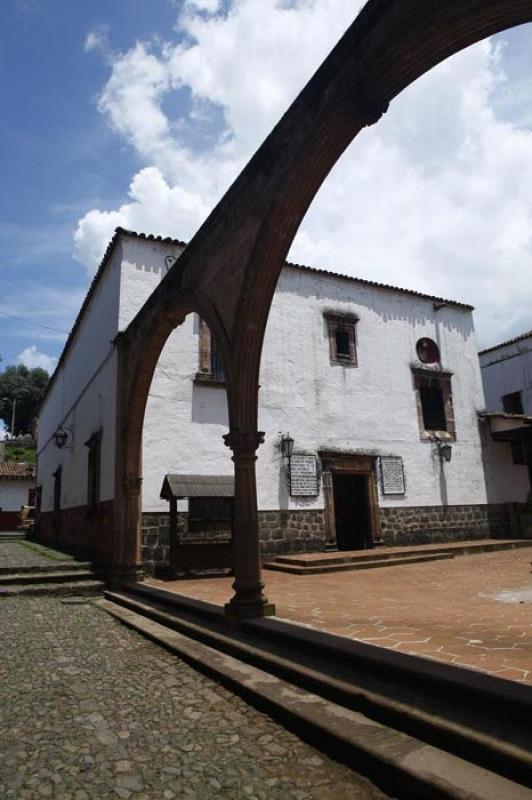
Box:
<box><xmin>111</xmin><ymin>289</ymin><xmax>232</xmax><ymax>583</ymax></box>
<box><xmin>114</xmin><ymin>1</ymin><xmax>532</xmax><ymax>613</ymax></box>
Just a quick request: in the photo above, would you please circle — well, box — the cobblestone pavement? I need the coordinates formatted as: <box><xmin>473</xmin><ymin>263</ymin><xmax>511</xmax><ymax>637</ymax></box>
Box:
<box><xmin>0</xmin><ymin>597</ymin><xmax>386</xmax><ymax>800</ymax></box>
<box><xmin>0</xmin><ymin>541</ymin><xmax>76</xmax><ymax>569</ymax></box>
<box><xmin>154</xmin><ymin>548</ymin><xmax>532</xmax><ymax>685</ymax></box>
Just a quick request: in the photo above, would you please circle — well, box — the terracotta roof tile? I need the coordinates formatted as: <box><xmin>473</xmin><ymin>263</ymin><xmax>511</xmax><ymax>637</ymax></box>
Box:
<box><xmin>479</xmin><ymin>329</ymin><xmax>532</xmax><ymax>356</ymax></box>
<box><xmin>0</xmin><ymin>463</ymin><xmax>36</xmax><ymax>480</ymax></box>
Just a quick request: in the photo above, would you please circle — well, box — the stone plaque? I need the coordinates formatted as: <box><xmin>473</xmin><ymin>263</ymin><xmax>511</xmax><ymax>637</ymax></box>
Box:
<box><xmin>290</xmin><ymin>454</ymin><xmax>319</xmax><ymax>497</ymax></box>
<box><xmin>379</xmin><ymin>456</ymin><xmax>405</xmax><ymax>496</ymax></box>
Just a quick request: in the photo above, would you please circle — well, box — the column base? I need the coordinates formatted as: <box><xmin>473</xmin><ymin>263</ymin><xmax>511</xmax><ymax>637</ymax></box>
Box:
<box><xmin>106</xmin><ymin>566</ymin><xmax>144</xmax><ymax>589</ymax></box>
<box><xmin>224</xmin><ymin>598</ymin><xmax>276</xmax><ymax>620</ymax></box>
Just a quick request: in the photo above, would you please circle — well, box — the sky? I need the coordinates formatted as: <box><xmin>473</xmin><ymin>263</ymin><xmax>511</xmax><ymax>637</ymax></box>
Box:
<box><xmin>1</xmin><ymin>0</ymin><xmax>532</xmax><ymax>381</ymax></box>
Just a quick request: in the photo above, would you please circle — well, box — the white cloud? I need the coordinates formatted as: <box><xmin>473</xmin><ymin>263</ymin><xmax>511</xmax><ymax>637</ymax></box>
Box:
<box><xmin>85</xmin><ymin>24</ymin><xmax>111</xmax><ymax>54</ymax></box>
<box><xmin>75</xmin><ymin>1</ymin><xmax>532</xmax><ymax>348</ymax></box>
<box><xmin>16</xmin><ymin>346</ymin><xmax>57</xmax><ymax>373</ymax></box>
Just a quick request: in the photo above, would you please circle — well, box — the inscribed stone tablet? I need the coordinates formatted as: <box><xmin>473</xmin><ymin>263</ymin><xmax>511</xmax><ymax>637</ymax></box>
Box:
<box><xmin>379</xmin><ymin>456</ymin><xmax>405</xmax><ymax>495</ymax></box>
<box><xmin>290</xmin><ymin>454</ymin><xmax>319</xmax><ymax>496</ymax></box>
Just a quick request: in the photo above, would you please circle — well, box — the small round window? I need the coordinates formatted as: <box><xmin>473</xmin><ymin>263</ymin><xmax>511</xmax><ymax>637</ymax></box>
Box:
<box><xmin>416</xmin><ymin>337</ymin><xmax>440</xmax><ymax>364</ymax></box>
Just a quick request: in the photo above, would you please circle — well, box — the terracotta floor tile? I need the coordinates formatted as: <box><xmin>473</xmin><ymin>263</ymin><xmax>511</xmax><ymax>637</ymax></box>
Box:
<box><xmin>148</xmin><ymin>547</ymin><xmax>532</xmax><ymax>685</ymax></box>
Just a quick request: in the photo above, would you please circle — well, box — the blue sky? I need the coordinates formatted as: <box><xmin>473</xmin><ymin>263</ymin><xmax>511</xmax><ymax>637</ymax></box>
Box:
<box><xmin>1</xmin><ymin>0</ymin><xmax>532</xmax><ymax>376</ymax></box>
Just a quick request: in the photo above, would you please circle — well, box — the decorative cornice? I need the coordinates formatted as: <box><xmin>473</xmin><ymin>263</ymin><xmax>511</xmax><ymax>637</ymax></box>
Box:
<box><xmin>223</xmin><ymin>430</ymin><xmax>265</xmax><ymax>454</ymax></box>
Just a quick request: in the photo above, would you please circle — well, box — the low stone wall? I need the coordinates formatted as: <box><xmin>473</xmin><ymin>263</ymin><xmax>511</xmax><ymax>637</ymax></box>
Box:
<box><xmin>258</xmin><ymin>510</ymin><xmax>327</xmax><ymax>558</ymax></box>
<box><xmin>141</xmin><ymin>503</ymin><xmax>524</xmax><ymax>573</ymax></box>
<box><xmin>379</xmin><ymin>503</ymin><xmax>519</xmax><ymax>546</ymax></box>
<box><xmin>141</xmin><ymin>508</ymin><xmax>327</xmax><ymax>573</ymax></box>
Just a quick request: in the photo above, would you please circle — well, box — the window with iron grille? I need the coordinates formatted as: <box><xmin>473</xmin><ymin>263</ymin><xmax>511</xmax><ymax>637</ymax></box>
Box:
<box><xmin>413</xmin><ymin>369</ymin><xmax>455</xmax><ymax>440</ymax></box>
<box><xmin>324</xmin><ymin>313</ymin><xmax>358</xmax><ymax>366</ymax></box>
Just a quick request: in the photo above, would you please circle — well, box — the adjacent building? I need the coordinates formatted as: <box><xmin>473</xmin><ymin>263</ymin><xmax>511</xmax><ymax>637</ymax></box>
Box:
<box><xmin>36</xmin><ymin>229</ymin><xmax>518</xmax><ymax>571</ymax></box>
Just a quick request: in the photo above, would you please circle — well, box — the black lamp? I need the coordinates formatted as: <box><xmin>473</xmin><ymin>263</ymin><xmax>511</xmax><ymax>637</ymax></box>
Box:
<box><xmin>53</xmin><ymin>425</ymin><xmax>69</xmax><ymax>449</ymax></box>
<box><xmin>280</xmin><ymin>433</ymin><xmax>294</xmax><ymax>460</ymax></box>
<box><xmin>438</xmin><ymin>440</ymin><xmax>452</xmax><ymax>463</ymax></box>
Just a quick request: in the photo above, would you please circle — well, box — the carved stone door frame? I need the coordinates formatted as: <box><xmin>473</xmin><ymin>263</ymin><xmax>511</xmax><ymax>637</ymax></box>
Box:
<box><xmin>319</xmin><ymin>452</ymin><xmax>381</xmax><ymax>550</ymax></box>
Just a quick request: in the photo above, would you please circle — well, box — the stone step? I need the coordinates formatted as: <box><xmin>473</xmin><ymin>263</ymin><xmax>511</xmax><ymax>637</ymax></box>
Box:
<box><xmin>264</xmin><ymin>552</ymin><xmax>453</xmax><ymax>574</ymax></box>
<box><xmin>271</xmin><ymin>538</ymin><xmax>532</xmax><ymax>568</ymax></box>
<box><xmin>0</xmin><ymin>561</ymin><xmax>93</xmax><ymax>576</ymax></box>
<box><xmin>0</xmin><ymin>569</ymin><xmax>98</xmax><ymax>586</ymax></box>
<box><xmin>0</xmin><ymin>580</ymin><xmax>104</xmax><ymax>597</ymax></box>
<box><xmin>0</xmin><ymin>532</ymin><xmax>26</xmax><ymax>542</ymax></box>
<box><xmin>99</xmin><ymin>587</ymin><xmax>532</xmax><ymax>798</ymax></box>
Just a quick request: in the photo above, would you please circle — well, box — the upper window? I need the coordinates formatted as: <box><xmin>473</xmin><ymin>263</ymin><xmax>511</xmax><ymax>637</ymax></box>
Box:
<box><xmin>416</xmin><ymin>337</ymin><xmax>440</xmax><ymax>365</ymax></box>
<box><xmin>324</xmin><ymin>313</ymin><xmax>358</xmax><ymax>367</ymax></box>
<box><xmin>502</xmin><ymin>391</ymin><xmax>523</xmax><ymax>415</ymax></box>
<box><xmin>413</xmin><ymin>369</ymin><xmax>455</xmax><ymax>440</ymax></box>
<box><xmin>195</xmin><ymin>318</ymin><xmax>226</xmax><ymax>386</ymax></box>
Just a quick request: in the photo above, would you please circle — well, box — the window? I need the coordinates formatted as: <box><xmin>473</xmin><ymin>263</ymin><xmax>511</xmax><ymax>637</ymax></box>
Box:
<box><xmin>416</xmin><ymin>337</ymin><xmax>440</xmax><ymax>365</ymax></box>
<box><xmin>53</xmin><ymin>466</ymin><xmax>62</xmax><ymax>513</ymax></box>
<box><xmin>413</xmin><ymin>369</ymin><xmax>455</xmax><ymax>440</ymax></box>
<box><xmin>511</xmin><ymin>442</ymin><xmax>527</xmax><ymax>465</ymax></box>
<box><xmin>85</xmin><ymin>431</ymin><xmax>102</xmax><ymax>511</ymax></box>
<box><xmin>195</xmin><ymin>318</ymin><xmax>226</xmax><ymax>385</ymax></box>
<box><xmin>420</xmin><ymin>386</ymin><xmax>447</xmax><ymax>431</ymax></box>
<box><xmin>324</xmin><ymin>313</ymin><xmax>358</xmax><ymax>366</ymax></box>
<box><xmin>502</xmin><ymin>391</ymin><xmax>523</xmax><ymax>415</ymax></box>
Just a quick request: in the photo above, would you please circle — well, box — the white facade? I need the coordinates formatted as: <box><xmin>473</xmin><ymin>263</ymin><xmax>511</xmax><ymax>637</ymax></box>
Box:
<box><xmin>38</xmin><ymin>230</ymin><xmax>491</xmax><ymax>528</ymax></box>
<box><xmin>480</xmin><ymin>332</ymin><xmax>532</xmax><ymax>414</ymax></box>
<box><xmin>0</xmin><ymin>480</ymin><xmax>33</xmax><ymax>512</ymax></box>
<box><xmin>479</xmin><ymin>333</ymin><xmax>532</xmax><ymax>505</ymax></box>
<box><xmin>143</xmin><ymin>266</ymin><xmax>488</xmax><ymax>515</ymax></box>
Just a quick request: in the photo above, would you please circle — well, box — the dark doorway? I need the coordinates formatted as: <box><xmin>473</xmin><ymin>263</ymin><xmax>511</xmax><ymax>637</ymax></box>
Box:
<box><xmin>332</xmin><ymin>473</ymin><xmax>373</xmax><ymax>551</ymax></box>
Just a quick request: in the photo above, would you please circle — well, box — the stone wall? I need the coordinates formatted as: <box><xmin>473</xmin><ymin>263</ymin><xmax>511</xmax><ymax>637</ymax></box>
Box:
<box><xmin>141</xmin><ymin>508</ymin><xmax>327</xmax><ymax>573</ymax></box>
<box><xmin>379</xmin><ymin>503</ymin><xmax>519</xmax><ymax>546</ymax></box>
<box><xmin>258</xmin><ymin>510</ymin><xmax>327</xmax><ymax>558</ymax></box>
<box><xmin>142</xmin><ymin>503</ymin><xmax>524</xmax><ymax>573</ymax></box>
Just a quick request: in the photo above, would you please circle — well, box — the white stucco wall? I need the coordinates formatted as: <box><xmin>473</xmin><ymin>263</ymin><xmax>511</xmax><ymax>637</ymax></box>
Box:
<box><xmin>0</xmin><ymin>480</ymin><xmax>33</xmax><ymax>511</ymax></box>
<box><xmin>142</xmin><ymin>265</ymin><xmax>488</xmax><ymax>513</ymax></box>
<box><xmin>38</xmin><ymin>247</ymin><xmax>122</xmax><ymax>512</ymax></box>
<box><xmin>480</xmin><ymin>334</ymin><xmax>532</xmax><ymax>414</ymax></box>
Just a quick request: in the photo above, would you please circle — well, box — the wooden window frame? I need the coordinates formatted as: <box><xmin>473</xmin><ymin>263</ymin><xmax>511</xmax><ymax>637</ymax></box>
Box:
<box><xmin>412</xmin><ymin>368</ymin><xmax>456</xmax><ymax>441</ymax></box>
<box><xmin>324</xmin><ymin>313</ymin><xmax>358</xmax><ymax>367</ymax></box>
<box><xmin>194</xmin><ymin>318</ymin><xmax>226</xmax><ymax>387</ymax></box>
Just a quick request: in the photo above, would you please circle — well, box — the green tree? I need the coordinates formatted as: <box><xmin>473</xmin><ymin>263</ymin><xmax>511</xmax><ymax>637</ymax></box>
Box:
<box><xmin>0</xmin><ymin>365</ymin><xmax>50</xmax><ymax>436</ymax></box>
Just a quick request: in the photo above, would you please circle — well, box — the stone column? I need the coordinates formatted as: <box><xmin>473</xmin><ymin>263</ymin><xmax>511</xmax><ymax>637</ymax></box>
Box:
<box><xmin>121</xmin><ymin>476</ymin><xmax>144</xmax><ymax>583</ymax></box>
<box><xmin>223</xmin><ymin>430</ymin><xmax>275</xmax><ymax>618</ymax></box>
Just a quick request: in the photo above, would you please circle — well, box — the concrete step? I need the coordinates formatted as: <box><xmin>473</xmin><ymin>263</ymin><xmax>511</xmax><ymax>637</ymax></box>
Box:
<box><xmin>0</xmin><ymin>532</ymin><xmax>26</xmax><ymax>542</ymax></box>
<box><xmin>99</xmin><ymin>591</ymin><xmax>532</xmax><ymax>800</ymax></box>
<box><xmin>0</xmin><ymin>569</ymin><xmax>98</xmax><ymax>586</ymax></box>
<box><xmin>0</xmin><ymin>579</ymin><xmax>104</xmax><ymax>597</ymax></box>
<box><xmin>0</xmin><ymin>561</ymin><xmax>93</xmax><ymax>576</ymax></box>
<box><xmin>103</xmin><ymin>583</ymin><xmax>532</xmax><ymax>792</ymax></box>
<box><xmin>271</xmin><ymin>539</ymin><xmax>532</xmax><ymax>569</ymax></box>
<box><xmin>264</xmin><ymin>552</ymin><xmax>454</xmax><ymax>575</ymax></box>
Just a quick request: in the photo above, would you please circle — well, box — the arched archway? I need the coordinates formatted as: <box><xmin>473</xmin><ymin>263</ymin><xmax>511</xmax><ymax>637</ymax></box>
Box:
<box><xmin>115</xmin><ymin>1</ymin><xmax>532</xmax><ymax>616</ymax></box>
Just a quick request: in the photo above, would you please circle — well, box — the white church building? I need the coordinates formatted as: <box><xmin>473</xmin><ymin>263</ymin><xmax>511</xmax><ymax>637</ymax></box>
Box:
<box><xmin>36</xmin><ymin>229</ymin><xmax>520</xmax><ymax>572</ymax></box>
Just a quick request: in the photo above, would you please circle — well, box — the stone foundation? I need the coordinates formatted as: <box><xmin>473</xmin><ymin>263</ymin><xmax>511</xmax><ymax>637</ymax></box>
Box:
<box><xmin>379</xmin><ymin>503</ymin><xmax>520</xmax><ymax>546</ymax></box>
<box><xmin>142</xmin><ymin>503</ymin><xmax>525</xmax><ymax>573</ymax></box>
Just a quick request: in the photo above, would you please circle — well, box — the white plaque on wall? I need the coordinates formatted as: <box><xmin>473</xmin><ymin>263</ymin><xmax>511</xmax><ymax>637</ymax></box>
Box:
<box><xmin>290</xmin><ymin>454</ymin><xmax>319</xmax><ymax>497</ymax></box>
<box><xmin>379</xmin><ymin>456</ymin><xmax>405</xmax><ymax>496</ymax></box>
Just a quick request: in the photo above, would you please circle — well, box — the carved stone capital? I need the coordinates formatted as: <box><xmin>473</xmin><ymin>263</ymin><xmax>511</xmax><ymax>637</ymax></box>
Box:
<box><xmin>223</xmin><ymin>430</ymin><xmax>265</xmax><ymax>456</ymax></box>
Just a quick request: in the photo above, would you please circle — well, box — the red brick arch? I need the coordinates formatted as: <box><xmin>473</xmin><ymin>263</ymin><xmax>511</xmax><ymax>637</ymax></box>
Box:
<box><xmin>114</xmin><ymin>1</ymin><xmax>532</xmax><ymax>615</ymax></box>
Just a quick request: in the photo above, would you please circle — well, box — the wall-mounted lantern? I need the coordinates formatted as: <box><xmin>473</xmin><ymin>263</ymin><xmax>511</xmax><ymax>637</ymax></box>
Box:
<box><xmin>280</xmin><ymin>433</ymin><xmax>295</xmax><ymax>460</ymax></box>
<box><xmin>437</xmin><ymin>440</ymin><xmax>452</xmax><ymax>463</ymax></box>
<box><xmin>53</xmin><ymin>424</ymin><xmax>73</xmax><ymax>450</ymax></box>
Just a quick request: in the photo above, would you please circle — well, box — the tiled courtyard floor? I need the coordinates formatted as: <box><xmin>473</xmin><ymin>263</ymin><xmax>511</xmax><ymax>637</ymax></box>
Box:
<box><xmin>149</xmin><ymin>547</ymin><xmax>532</xmax><ymax>685</ymax></box>
<box><xmin>0</xmin><ymin>593</ymin><xmax>386</xmax><ymax>800</ymax></box>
